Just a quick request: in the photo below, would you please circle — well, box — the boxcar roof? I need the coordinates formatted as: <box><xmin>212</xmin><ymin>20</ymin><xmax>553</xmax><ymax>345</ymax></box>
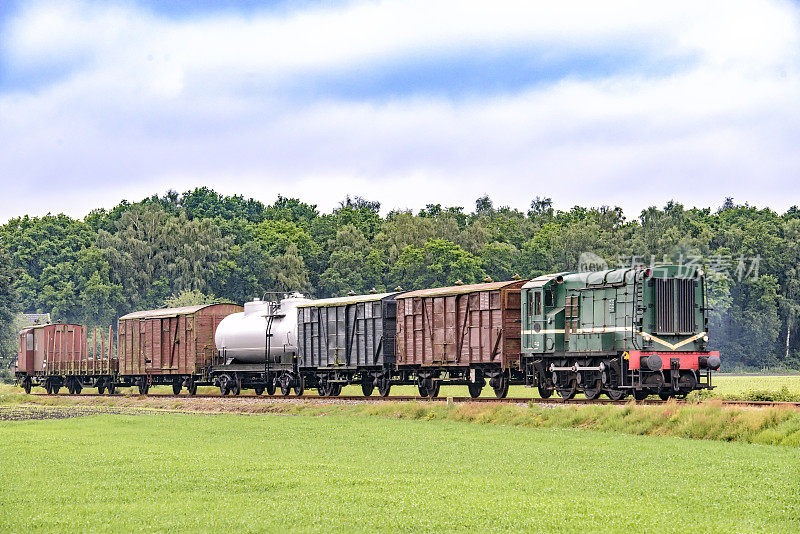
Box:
<box><xmin>119</xmin><ymin>303</ymin><xmax>236</xmax><ymax>320</ymax></box>
<box><xmin>522</xmin><ymin>272</ymin><xmax>570</xmax><ymax>289</ymax></box>
<box><xmin>298</xmin><ymin>292</ymin><xmax>397</xmax><ymax>308</ymax></box>
<box><xmin>398</xmin><ymin>280</ymin><xmax>526</xmax><ymax>299</ymax></box>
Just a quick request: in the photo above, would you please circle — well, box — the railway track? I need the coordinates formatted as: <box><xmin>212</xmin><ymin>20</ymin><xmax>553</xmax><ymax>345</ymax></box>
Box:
<box><xmin>31</xmin><ymin>392</ymin><xmax>800</xmax><ymax>409</ymax></box>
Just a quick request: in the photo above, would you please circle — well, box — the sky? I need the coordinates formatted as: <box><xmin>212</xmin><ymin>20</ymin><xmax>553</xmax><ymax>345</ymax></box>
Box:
<box><xmin>1</xmin><ymin>0</ymin><xmax>799</xmax><ymax>222</ymax></box>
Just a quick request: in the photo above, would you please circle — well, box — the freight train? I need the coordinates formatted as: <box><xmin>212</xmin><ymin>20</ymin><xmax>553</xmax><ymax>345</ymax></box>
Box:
<box><xmin>15</xmin><ymin>265</ymin><xmax>720</xmax><ymax>400</ymax></box>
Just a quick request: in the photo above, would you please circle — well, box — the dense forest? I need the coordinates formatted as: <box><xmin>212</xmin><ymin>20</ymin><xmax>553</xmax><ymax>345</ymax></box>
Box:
<box><xmin>1</xmin><ymin>188</ymin><xmax>799</xmax><ymax>371</ymax></box>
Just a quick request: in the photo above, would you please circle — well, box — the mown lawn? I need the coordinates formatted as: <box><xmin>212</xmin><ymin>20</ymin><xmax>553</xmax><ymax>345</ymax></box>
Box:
<box><xmin>1</xmin><ymin>413</ymin><xmax>799</xmax><ymax>532</ymax></box>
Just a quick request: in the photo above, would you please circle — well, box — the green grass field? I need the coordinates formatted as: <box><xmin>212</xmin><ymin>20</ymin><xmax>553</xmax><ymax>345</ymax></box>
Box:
<box><xmin>1</xmin><ymin>412</ymin><xmax>799</xmax><ymax>533</ymax></box>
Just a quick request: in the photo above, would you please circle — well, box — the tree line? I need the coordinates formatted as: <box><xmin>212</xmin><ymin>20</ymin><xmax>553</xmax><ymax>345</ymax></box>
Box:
<box><xmin>1</xmin><ymin>188</ymin><xmax>799</xmax><ymax>371</ymax></box>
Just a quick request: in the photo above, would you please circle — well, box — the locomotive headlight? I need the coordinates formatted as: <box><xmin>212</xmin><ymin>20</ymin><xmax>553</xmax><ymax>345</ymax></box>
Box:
<box><xmin>697</xmin><ymin>269</ymin><xmax>705</xmax><ymax>278</ymax></box>
<box><xmin>642</xmin><ymin>334</ymin><xmax>652</xmax><ymax>342</ymax></box>
<box><xmin>702</xmin><ymin>334</ymin><xmax>709</xmax><ymax>343</ymax></box>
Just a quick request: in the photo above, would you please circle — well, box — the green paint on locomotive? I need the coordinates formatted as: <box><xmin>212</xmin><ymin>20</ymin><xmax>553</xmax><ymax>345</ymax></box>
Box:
<box><xmin>521</xmin><ymin>265</ymin><xmax>708</xmax><ymax>356</ymax></box>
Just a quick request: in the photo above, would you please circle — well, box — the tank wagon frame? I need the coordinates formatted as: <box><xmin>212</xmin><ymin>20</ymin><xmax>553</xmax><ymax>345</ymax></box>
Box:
<box><xmin>520</xmin><ymin>266</ymin><xmax>720</xmax><ymax>400</ymax></box>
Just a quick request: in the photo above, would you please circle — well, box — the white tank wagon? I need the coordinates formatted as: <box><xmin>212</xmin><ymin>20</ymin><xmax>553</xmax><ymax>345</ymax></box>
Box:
<box><xmin>212</xmin><ymin>293</ymin><xmax>312</xmax><ymax>396</ymax></box>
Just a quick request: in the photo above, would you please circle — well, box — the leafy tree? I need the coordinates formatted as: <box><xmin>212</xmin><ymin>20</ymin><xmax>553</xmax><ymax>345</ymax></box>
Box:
<box><xmin>0</xmin><ymin>245</ymin><xmax>20</xmax><ymax>368</ymax></box>
<box><xmin>390</xmin><ymin>239</ymin><xmax>485</xmax><ymax>290</ymax></box>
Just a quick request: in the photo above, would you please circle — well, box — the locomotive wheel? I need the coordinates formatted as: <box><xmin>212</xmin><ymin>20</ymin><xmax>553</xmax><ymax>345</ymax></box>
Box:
<box><xmin>537</xmin><ymin>385</ymin><xmax>553</xmax><ymax>399</ymax></box>
<box><xmin>583</xmin><ymin>380</ymin><xmax>602</xmax><ymax>400</ymax></box>
<box><xmin>361</xmin><ymin>376</ymin><xmax>375</xmax><ymax>397</ymax></box>
<box><xmin>467</xmin><ymin>381</ymin><xmax>483</xmax><ymax>398</ymax></box>
<box><xmin>377</xmin><ymin>376</ymin><xmax>391</xmax><ymax>397</ymax></box>
<box><xmin>678</xmin><ymin>370</ymin><xmax>698</xmax><ymax>394</ymax></box>
<box><xmin>605</xmin><ymin>388</ymin><xmax>626</xmax><ymax>400</ymax></box>
<box><xmin>293</xmin><ymin>375</ymin><xmax>304</xmax><ymax>396</ymax></box>
<box><xmin>493</xmin><ymin>372</ymin><xmax>510</xmax><ymax>399</ymax></box>
<box><xmin>172</xmin><ymin>378</ymin><xmax>182</xmax><ymax>396</ymax></box>
<box><xmin>556</xmin><ymin>381</ymin><xmax>577</xmax><ymax>400</ymax></box>
<box><xmin>632</xmin><ymin>389</ymin><xmax>649</xmax><ymax>401</ymax></box>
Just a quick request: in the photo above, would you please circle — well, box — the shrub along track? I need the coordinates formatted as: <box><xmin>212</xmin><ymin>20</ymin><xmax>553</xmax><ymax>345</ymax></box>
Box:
<box><xmin>31</xmin><ymin>391</ymin><xmax>800</xmax><ymax>409</ymax></box>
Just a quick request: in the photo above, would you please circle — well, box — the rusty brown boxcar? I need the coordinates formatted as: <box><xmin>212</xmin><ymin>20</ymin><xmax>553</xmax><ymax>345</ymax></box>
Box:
<box><xmin>15</xmin><ymin>323</ymin><xmax>116</xmax><ymax>395</ymax></box>
<box><xmin>395</xmin><ymin>280</ymin><xmax>527</xmax><ymax>398</ymax></box>
<box><xmin>117</xmin><ymin>303</ymin><xmax>242</xmax><ymax>394</ymax></box>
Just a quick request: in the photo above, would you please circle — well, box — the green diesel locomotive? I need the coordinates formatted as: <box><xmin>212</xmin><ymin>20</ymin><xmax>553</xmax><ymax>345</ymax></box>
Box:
<box><xmin>520</xmin><ymin>265</ymin><xmax>720</xmax><ymax>400</ymax></box>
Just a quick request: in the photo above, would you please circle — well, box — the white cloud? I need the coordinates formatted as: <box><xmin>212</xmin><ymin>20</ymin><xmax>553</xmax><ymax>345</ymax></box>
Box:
<box><xmin>1</xmin><ymin>0</ymin><xmax>799</xmax><ymax>221</ymax></box>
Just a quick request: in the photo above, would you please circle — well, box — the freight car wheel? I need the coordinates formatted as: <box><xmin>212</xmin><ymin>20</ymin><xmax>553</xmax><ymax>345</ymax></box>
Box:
<box><xmin>377</xmin><ymin>377</ymin><xmax>391</xmax><ymax>397</ymax></box>
<box><xmin>53</xmin><ymin>385</ymin><xmax>61</xmax><ymax>395</ymax></box>
<box><xmin>107</xmin><ymin>383</ymin><xmax>116</xmax><ymax>395</ymax></box>
<box><xmin>98</xmin><ymin>384</ymin><xmax>106</xmax><ymax>395</ymax></box>
<box><xmin>230</xmin><ymin>380</ymin><xmax>241</xmax><ymax>396</ymax></box>
<box><xmin>22</xmin><ymin>377</ymin><xmax>32</xmax><ymax>394</ymax></box>
<box><xmin>492</xmin><ymin>373</ymin><xmax>509</xmax><ymax>399</ymax></box>
<box><xmin>361</xmin><ymin>376</ymin><xmax>375</xmax><ymax>397</ymax></box>
<box><xmin>330</xmin><ymin>383</ymin><xmax>342</xmax><ymax>397</ymax></box>
<box><xmin>45</xmin><ymin>382</ymin><xmax>53</xmax><ymax>395</ymax></box>
<box><xmin>556</xmin><ymin>381</ymin><xmax>577</xmax><ymax>400</ymax></box>
<box><xmin>254</xmin><ymin>385</ymin><xmax>264</xmax><ymax>395</ymax></box>
<box><xmin>605</xmin><ymin>389</ymin><xmax>626</xmax><ymax>400</ymax></box>
<box><xmin>293</xmin><ymin>375</ymin><xmax>304</xmax><ymax>396</ymax></box>
<box><xmin>417</xmin><ymin>382</ymin><xmax>429</xmax><ymax>397</ymax></box>
<box><xmin>537</xmin><ymin>385</ymin><xmax>553</xmax><ymax>399</ymax></box>
<box><xmin>172</xmin><ymin>378</ymin><xmax>182</xmax><ymax>396</ymax></box>
<box><xmin>280</xmin><ymin>375</ymin><xmax>292</xmax><ymax>396</ymax></box>
<box><xmin>266</xmin><ymin>379</ymin><xmax>276</xmax><ymax>396</ymax></box>
<box><xmin>658</xmin><ymin>391</ymin><xmax>672</xmax><ymax>400</ymax></box>
<box><xmin>468</xmin><ymin>381</ymin><xmax>483</xmax><ymax>398</ymax></box>
<box><xmin>426</xmin><ymin>378</ymin><xmax>440</xmax><ymax>398</ymax></box>
<box><xmin>185</xmin><ymin>378</ymin><xmax>196</xmax><ymax>396</ymax></box>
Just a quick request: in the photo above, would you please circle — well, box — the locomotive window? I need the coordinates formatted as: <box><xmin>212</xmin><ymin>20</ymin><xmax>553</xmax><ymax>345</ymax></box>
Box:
<box><xmin>526</xmin><ymin>291</ymin><xmax>532</xmax><ymax>317</ymax></box>
<box><xmin>534</xmin><ymin>291</ymin><xmax>542</xmax><ymax>316</ymax></box>
<box><xmin>26</xmin><ymin>333</ymin><xmax>33</xmax><ymax>350</ymax></box>
<box><xmin>544</xmin><ymin>289</ymin><xmax>553</xmax><ymax>307</ymax></box>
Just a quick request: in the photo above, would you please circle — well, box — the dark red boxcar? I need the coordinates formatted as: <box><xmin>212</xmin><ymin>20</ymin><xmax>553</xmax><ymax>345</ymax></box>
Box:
<box><xmin>395</xmin><ymin>280</ymin><xmax>527</xmax><ymax>397</ymax></box>
<box><xmin>117</xmin><ymin>303</ymin><xmax>242</xmax><ymax>392</ymax></box>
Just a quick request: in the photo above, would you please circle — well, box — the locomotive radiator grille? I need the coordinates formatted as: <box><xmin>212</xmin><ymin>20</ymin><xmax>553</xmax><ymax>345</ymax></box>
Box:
<box><xmin>676</xmin><ymin>279</ymin><xmax>696</xmax><ymax>333</ymax></box>
<box><xmin>654</xmin><ymin>278</ymin><xmax>696</xmax><ymax>334</ymax></box>
<box><xmin>654</xmin><ymin>279</ymin><xmax>674</xmax><ymax>333</ymax></box>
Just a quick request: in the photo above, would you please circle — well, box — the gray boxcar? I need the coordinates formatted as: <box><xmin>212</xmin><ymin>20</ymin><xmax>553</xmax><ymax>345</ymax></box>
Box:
<box><xmin>297</xmin><ymin>292</ymin><xmax>397</xmax><ymax>397</ymax></box>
